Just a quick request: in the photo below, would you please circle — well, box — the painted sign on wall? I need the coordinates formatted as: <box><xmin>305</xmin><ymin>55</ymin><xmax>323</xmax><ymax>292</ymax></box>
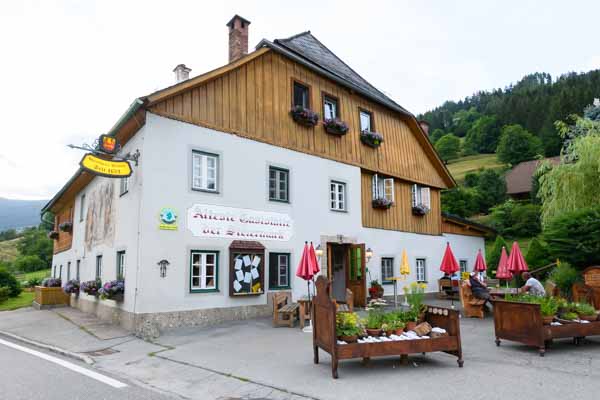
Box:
<box><xmin>187</xmin><ymin>204</ymin><xmax>293</xmax><ymax>241</ymax></box>
<box><xmin>80</xmin><ymin>154</ymin><xmax>132</xmax><ymax>178</ymax></box>
<box><xmin>159</xmin><ymin>207</ymin><xmax>178</xmax><ymax>230</ymax></box>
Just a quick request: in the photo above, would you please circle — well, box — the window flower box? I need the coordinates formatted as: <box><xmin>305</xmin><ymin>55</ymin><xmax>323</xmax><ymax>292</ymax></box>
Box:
<box><xmin>99</xmin><ymin>280</ymin><xmax>125</xmax><ymax>302</ymax></box>
<box><xmin>372</xmin><ymin>198</ymin><xmax>393</xmax><ymax>209</ymax></box>
<box><xmin>64</xmin><ymin>279</ymin><xmax>80</xmax><ymax>295</ymax></box>
<box><xmin>323</xmin><ymin>118</ymin><xmax>349</xmax><ymax>136</ymax></box>
<box><xmin>81</xmin><ymin>280</ymin><xmax>101</xmax><ymax>297</ymax></box>
<box><xmin>412</xmin><ymin>204</ymin><xmax>430</xmax><ymax>216</ymax></box>
<box><xmin>290</xmin><ymin>106</ymin><xmax>319</xmax><ymax>127</ymax></box>
<box><xmin>360</xmin><ymin>130</ymin><xmax>383</xmax><ymax>148</ymax></box>
<box><xmin>58</xmin><ymin>221</ymin><xmax>73</xmax><ymax>232</ymax></box>
<box><xmin>47</xmin><ymin>230</ymin><xmax>59</xmax><ymax>240</ymax></box>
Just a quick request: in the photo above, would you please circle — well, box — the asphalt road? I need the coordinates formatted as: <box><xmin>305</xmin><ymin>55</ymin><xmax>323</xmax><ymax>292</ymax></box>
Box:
<box><xmin>0</xmin><ymin>338</ymin><xmax>176</xmax><ymax>400</ymax></box>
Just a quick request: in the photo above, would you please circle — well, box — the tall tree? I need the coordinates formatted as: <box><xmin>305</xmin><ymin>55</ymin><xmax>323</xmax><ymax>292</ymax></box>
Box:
<box><xmin>464</xmin><ymin>116</ymin><xmax>502</xmax><ymax>153</ymax></box>
<box><xmin>435</xmin><ymin>134</ymin><xmax>461</xmax><ymax>162</ymax></box>
<box><xmin>496</xmin><ymin>124</ymin><xmax>544</xmax><ymax>165</ymax></box>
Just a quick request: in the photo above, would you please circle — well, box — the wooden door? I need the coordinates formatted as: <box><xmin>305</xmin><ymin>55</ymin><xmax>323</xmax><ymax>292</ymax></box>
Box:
<box><xmin>346</xmin><ymin>244</ymin><xmax>366</xmax><ymax>307</ymax></box>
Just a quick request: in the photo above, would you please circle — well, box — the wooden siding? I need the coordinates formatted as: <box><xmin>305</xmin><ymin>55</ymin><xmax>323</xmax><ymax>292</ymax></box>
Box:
<box><xmin>360</xmin><ymin>172</ymin><xmax>442</xmax><ymax>235</ymax></box>
<box><xmin>442</xmin><ymin>219</ymin><xmax>488</xmax><ymax>237</ymax></box>
<box><xmin>148</xmin><ymin>51</ymin><xmax>451</xmax><ymax>189</ymax></box>
<box><xmin>53</xmin><ymin>203</ymin><xmax>73</xmax><ymax>254</ymax></box>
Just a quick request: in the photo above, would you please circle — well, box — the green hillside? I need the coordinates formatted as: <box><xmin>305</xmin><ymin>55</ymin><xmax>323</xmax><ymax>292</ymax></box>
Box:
<box><xmin>447</xmin><ymin>154</ymin><xmax>507</xmax><ymax>182</ymax></box>
<box><xmin>0</xmin><ymin>238</ymin><xmax>20</xmax><ymax>262</ymax></box>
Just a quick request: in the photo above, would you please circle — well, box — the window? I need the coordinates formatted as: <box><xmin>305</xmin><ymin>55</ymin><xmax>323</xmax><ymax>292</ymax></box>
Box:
<box><xmin>59</xmin><ymin>265</ymin><xmax>63</xmax><ymax>280</ymax></box>
<box><xmin>411</xmin><ymin>184</ymin><xmax>431</xmax><ymax>209</ymax></box>
<box><xmin>116</xmin><ymin>251</ymin><xmax>126</xmax><ymax>279</ymax></box>
<box><xmin>381</xmin><ymin>257</ymin><xmax>394</xmax><ymax>284</ymax></box>
<box><xmin>460</xmin><ymin>259</ymin><xmax>468</xmax><ymax>274</ymax></box>
<box><xmin>323</xmin><ymin>95</ymin><xmax>338</xmax><ymax>120</ymax></box>
<box><xmin>330</xmin><ymin>181</ymin><xmax>346</xmax><ymax>211</ymax></box>
<box><xmin>79</xmin><ymin>194</ymin><xmax>86</xmax><ymax>222</ymax></box>
<box><xmin>67</xmin><ymin>262</ymin><xmax>71</xmax><ymax>282</ymax></box>
<box><xmin>269</xmin><ymin>167</ymin><xmax>289</xmax><ymax>202</ymax></box>
<box><xmin>119</xmin><ymin>177</ymin><xmax>129</xmax><ymax>196</ymax></box>
<box><xmin>269</xmin><ymin>253</ymin><xmax>290</xmax><ymax>289</ymax></box>
<box><xmin>52</xmin><ymin>265</ymin><xmax>56</xmax><ymax>278</ymax></box>
<box><xmin>192</xmin><ymin>151</ymin><xmax>219</xmax><ymax>192</ymax></box>
<box><xmin>372</xmin><ymin>174</ymin><xmax>395</xmax><ymax>202</ymax></box>
<box><xmin>293</xmin><ymin>81</ymin><xmax>309</xmax><ymax>108</ymax></box>
<box><xmin>190</xmin><ymin>251</ymin><xmax>218</xmax><ymax>292</ymax></box>
<box><xmin>416</xmin><ymin>258</ymin><xmax>427</xmax><ymax>282</ymax></box>
<box><xmin>95</xmin><ymin>255</ymin><xmax>103</xmax><ymax>280</ymax></box>
<box><xmin>76</xmin><ymin>260</ymin><xmax>80</xmax><ymax>281</ymax></box>
<box><xmin>359</xmin><ymin>110</ymin><xmax>372</xmax><ymax>132</ymax></box>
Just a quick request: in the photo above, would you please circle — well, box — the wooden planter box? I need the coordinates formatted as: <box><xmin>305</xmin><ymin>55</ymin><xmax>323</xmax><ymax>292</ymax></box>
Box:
<box><xmin>312</xmin><ymin>276</ymin><xmax>463</xmax><ymax>378</ymax></box>
<box><xmin>493</xmin><ymin>300</ymin><xmax>600</xmax><ymax>356</ymax></box>
<box><xmin>34</xmin><ymin>286</ymin><xmax>70</xmax><ymax>307</ymax></box>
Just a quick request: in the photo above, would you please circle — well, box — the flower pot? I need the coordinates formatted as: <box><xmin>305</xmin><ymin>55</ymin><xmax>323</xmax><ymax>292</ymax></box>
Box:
<box><xmin>542</xmin><ymin>315</ymin><xmax>555</xmax><ymax>325</ymax></box>
<box><xmin>324</xmin><ymin>125</ymin><xmax>348</xmax><ymax>136</ymax></box>
<box><xmin>339</xmin><ymin>335</ymin><xmax>358</xmax><ymax>343</ymax></box>
<box><xmin>365</xmin><ymin>328</ymin><xmax>382</xmax><ymax>337</ymax></box>
<box><xmin>578</xmin><ymin>314</ymin><xmax>597</xmax><ymax>322</ymax></box>
<box><xmin>406</xmin><ymin>321</ymin><xmax>417</xmax><ymax>331</ymax></box>
<box><xmin>384</xmin><ymin>330</ymin><xmax>394</xmax><ymax>337</ymax></box>
<box><xmin>394</xmin><ymin>328</ymin><xmax>405</xmax><ymax>335</ymax></box>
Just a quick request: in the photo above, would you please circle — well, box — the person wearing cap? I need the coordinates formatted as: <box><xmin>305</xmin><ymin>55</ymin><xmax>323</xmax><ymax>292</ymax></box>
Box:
<box><xmin>520</xmin><ymin>272</ymin><xmax>546</xmax><ymax>297</ymax></box>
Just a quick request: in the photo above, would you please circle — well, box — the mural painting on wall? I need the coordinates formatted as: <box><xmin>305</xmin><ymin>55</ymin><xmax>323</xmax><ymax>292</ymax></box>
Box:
<box><xmin>85</xmin><ymin>182</ymin><xmax>116</xmax><ymax>251</ymax></box>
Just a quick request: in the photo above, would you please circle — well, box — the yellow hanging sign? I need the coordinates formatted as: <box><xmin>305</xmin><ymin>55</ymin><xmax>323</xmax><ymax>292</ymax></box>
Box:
<box><xmin>79</xmin><ymin>154</ymin><xmax>132</xmax><ymax>178</ymax></box>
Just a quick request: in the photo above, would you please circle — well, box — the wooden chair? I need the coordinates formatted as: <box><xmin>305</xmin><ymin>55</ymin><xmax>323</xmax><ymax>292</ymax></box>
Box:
<box><xmin>272</xmin><ymin>292</ymin><xmax>299</xmax><ymax>328</ymax></box>
<box><xmin>438</xmin><ymin>278</ymin><xmax>455</xmax><ymax>299</ymax></box>
<box><xmin>459</xmin><ymin>282</ymin><xmax>485</xmax><ymax>319</ymax></box>
<box><xmin>336</xmin><ymin>288</ymin><xmax>354</xmax><ymax>312</ymax></box>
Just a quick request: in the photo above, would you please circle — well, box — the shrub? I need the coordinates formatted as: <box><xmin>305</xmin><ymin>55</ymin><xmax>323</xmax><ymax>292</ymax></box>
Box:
<box><xmin>486</xmin><ymin>235</ymin><xmax>508</xmax><ymax>273</ymax></box>
<box><xmin>12</xmin><ymin>255</ymin><xmax>46</xmax><ymax>273</ymax></box>
<box><xmin>525</xmin><ymin>237</ymin><xmax>551</xmax><ymax>270</ymax></box>
<box><xmin>335</xmin><ymin>312</ymin><xmax>362</xmax><ymax>337</ymax></box>
<box><xmin>435</xmin><ymin>133</ymin><xmax>461</xmax><ymax>162</ymax></box>
<box><xmin>475</xmin><ymin>169</ymin><xmax>507</xmax><ymax>213</ymax></box>
<box><xmin>548</xmin><ymin>262</ymin><xmax>581</xmax><ymax>299</ymax></box>
<box><xmin>543</xmin><ymin>205</ymin><xmax>600</xmax><ymax>268</ymax></box>
<box><xmin>496</xmin><ymin>124</ymin><xmax>543</xmax><ymax>165</ymax></box>
<box><xmin>27</xmin><ymin>277</ymin><xmax>42</xmax><ymax>287</ymax></box>
<box><xmin>441</xmin><ymin>187</ymin><xmax>479</xmax><ymax>217</ymax></box>
<box><xmin>0</xmin><ymin>269</ymin><xmax>21</xmax><ymax>298</ymax></box>
<box><xmin>463</xmin><ymin>171</ymin><xmax>480</xmax><ymax>188</ymax></box>
<box><xmin>489</xmin><ymin>200</ymin><xmax>541</xmax><ymax>238</ymax></box>
<box><xmin>0</xmin><ymin>287</ymin><xmax>10</xmax><ymax>303</ymax></box>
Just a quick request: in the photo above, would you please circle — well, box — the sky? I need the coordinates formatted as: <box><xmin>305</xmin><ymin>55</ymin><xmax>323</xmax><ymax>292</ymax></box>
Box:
<box><xmin>1</xmin><ymin>0</ymin><xmax>599</xmax><ymax>200</ymax></box>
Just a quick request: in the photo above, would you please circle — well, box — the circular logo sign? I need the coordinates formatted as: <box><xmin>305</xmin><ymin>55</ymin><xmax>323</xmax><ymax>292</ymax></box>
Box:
<box><xmin>160</xmin><ymin>208</ymin><xmax>177</xmax><ymax>225</ymax></box>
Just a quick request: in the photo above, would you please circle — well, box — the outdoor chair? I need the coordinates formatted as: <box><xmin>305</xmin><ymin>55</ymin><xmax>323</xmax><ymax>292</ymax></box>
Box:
<box><xmin>335</xmin><ymin>288</ymin><xmax>354</xmax><ymax>313</ymax></box>
<box><xmin>459</xmin><ymin>282</ymin><xmax>485</xmax><ymax>319</ymax></box>
<box><xmin>272</xmin><ymin>292</ymin><xmax>299</xmax><ymax>328</ymax></box>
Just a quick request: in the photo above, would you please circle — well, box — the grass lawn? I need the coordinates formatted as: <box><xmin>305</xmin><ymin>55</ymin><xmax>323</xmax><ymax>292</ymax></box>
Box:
<box><xmin>447</xmin><ymin>154</ymin><xmax>507</xmax><ymax>182</ymax></box>
<box><xmin>0</xmin><ymin>291</ymin><xmax>34</xmax><ymax>311</ymax></box>
<box><xmin>14</xmin><ymin>269</ymin><xmax>51</xmax><ymax>284</ymax></box>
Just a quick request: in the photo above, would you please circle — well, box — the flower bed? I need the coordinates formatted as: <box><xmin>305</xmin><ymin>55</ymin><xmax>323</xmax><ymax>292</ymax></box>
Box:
<box><xmin>63</xmin><ymin>279</ymin><xmax>80</xmax><ymax>295</ymax></box>
<box><xmin>323</xmin><ymin>118</ymin><xmax>349</xmax><ymax>136</ymax></box>
<box><xmin>99</xmin><ymin>280</ymin><xmax>125</xmax><ymax>301</ymax></box>
<box><xmin>81</xmin><ymin>280</ymin><xmax>101</xmax><ymax>297</ymax></box>
<box><xmin>290</xmin><ymin>106</ymin><xmax>319</xmax><ymax>127</ymax></box>
<box><xmin>360</xmin><ymin>130</ymin><xmax>383</xmax><ymax>148</ymax></box>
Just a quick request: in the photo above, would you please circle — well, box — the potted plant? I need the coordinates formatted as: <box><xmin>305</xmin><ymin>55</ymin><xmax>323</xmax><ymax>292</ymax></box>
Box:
<box><xmin>323</xmin><ymin>118</ymin><xmax>349</xmax><ymax>136</ymax></box>
<box><xmin>540</xmin><ymin>296</ymin><xmax>558</xmax><ymax>325</ymax></box>
<box><xmin>99</xmin><ymin>280</ymin><xmax>125</xmax><ymax>301</ymax></box>
<box><xmin>412</xmin><ymin>204</ymin><xmax>430</xmax><ymax>216</ymax></box>
<box><xmin>372</xmin><ymin>198</ymin><xmax>393</xmax><ymax>210</ymax></box>
<box><xmin>404</xmin><ymin>282</ymin><xmax>427</xmax><ymax>321</ymax></box>
<box><xmin>290</xmin><ymin>105</ymin><xmax>319</xmax><ymax>127</ymax></box>
<box><xmin>573</xmin><ymin>302</ymin><xmax>597</xmax><ymax>322</ymax></box>
<box><xmin>63</xmin><ymin>279</ymin><xmax>80</xmax><ymax>296</ymax></box>
<box><xmin>35</xmin><ymin>277</ymin><xmax>70</xmax><ymax>306</ymax></box>
<box><xmin>47</xmin><ymin>230</ymin><xmax>59</xmax><ymax>240</ymax></box>
<box><xmin>41</xmin><ymin>277</ymin><xmax>62</xmax><ymax>288</ymax></box>
<box><xmin>58</xmin><ymin>221</ymin><xmax>73</xmax><ymax>232</ymax></box>
<box><xmin>360</xmin><ymin>130</ymin><xmax>383</xmax><ymax>148</ymax></box>
<box><xmin>336</xmin><ymin>312</ymin><xmax>361</xmax><ymax>343</ymax></box>
<box><xmin>363</xmin><ymin>310</ymin><xmax>384</xmax><ymax>337</ymax></box>
<box><xmin>81</xmin><ymin>279</ymin><xmax>101</xmax><ymax>297</ymax></box>
<box><xmin>368</xmin><ymin>280</ymin><xmax>384</xmax><ymax>299</ymax></box>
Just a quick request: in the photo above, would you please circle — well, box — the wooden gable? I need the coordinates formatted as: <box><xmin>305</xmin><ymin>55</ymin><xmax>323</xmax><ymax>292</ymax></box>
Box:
<box><xmin>147</xmin><ymin>50</ymin><xmax>453</xmax><ymax>189</ymax></box>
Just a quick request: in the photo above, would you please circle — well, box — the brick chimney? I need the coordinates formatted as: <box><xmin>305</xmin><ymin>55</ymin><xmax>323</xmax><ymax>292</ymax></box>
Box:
<box><xmin>226</xmin><ymin>15</ymin><xmax>251</xmax><ymax>63</ymax></box>
<box><xmin>173</xmin><ymin>64</ymin><xmax>191</xmax><ymax>83</ymax></box>
<box><xmin>419</xmin><ymin>120</ymin><xmax>430</xmax><ymax>136</ymax></box>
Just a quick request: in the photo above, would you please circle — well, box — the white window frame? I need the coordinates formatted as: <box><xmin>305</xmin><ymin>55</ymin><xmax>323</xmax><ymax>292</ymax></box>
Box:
<box><xmin>416</xmin><ymin>258</ymin><xmax>427</xmax><ymax>282</ymax></box>
<box><xmin>381</xmin><ymin>257</ymin><xmax>394</xmax><ymax>282</ymax></box>
<box><xmin>277</xmin><ymin>254</ymin><xmax>289</xmax><ymax>287</ymax></box>
<box><xmin>190</xmin><ymin>251</ymin><xmax>218</xmax><ymax>292</ymax></box>
<box><xmin>330</xmin><ymin>180</ymin><xmax>346</xmax><ymax>211</ymax></box>
<box><xmin>323</xmin><ymin>96</ymin><xmax>338</xmax><ymax>120</ymax></box>
<box><xmin>372</xmin><ymin>174</ymin><xmax>395</xmax><ymax>202</ymax></box>
<box><xmin>269</xmin><ymin>166</ymin><xmax>289</xmax><ymax>202</ymax></box>
<box><xmin>192</xmin><ymin>151</ymin><xmax>219</xmax><ymax>192</ymax></box>
<box><xmin>459</xmin><ymin>259</ymin><xmax>468</xmax><ymax>274</ymax></box>
<box><xmin>79</xmin><ymin>194</ymin><xmax>86</xmax><ymax>222</ymax></box>
<box><xmin>119</xmin><ymin>177</ymin><xmax>129</xmax><ymax>196</ymax></box>
<box><xmin>411</xmin><ymin>184</ymin><xmax>431</xmax><ymax>209</ymax></box>
<box><xmin>360</xmin><ymin>110</ymin><xmax>372</xmax><ymax>132</ymax></box>
<box><xmin>116</xmin><ymin>251</ymin><xmax>126</xmax><ymax>279</ymax></box>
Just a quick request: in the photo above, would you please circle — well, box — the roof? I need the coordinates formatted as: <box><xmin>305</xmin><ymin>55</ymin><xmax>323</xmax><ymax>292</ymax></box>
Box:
<box><xmin>505</xmin><ymin>156</ymin><xmax>560</xmax><ymax>195</ymax></box>
<box><xmin>258</xmin><ymin>32</ymin><xmax>411</xmax><ymax>116</ymax></box>
<box><xmin>442</xmin><ymin>212</ymin><xmax>496</xmax><ymax>235</ymax></box>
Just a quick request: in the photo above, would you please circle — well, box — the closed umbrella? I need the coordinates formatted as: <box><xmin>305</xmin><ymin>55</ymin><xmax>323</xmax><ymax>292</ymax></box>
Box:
<box><xmin>495</xmin><ymin>246</ymin><xmax>512</xmax><ymax>286</ymax></box>
<box><xmin>308</xmin><ymin>242</ymin><xmax>321</xmax><ymax>278</ymax></box>
<box><xmin>400</xmin><ymin>249</ymin><xmax>410</xmax><ymax>306</ymax></box>
<box><xmin>473</xmin><ymin>249</ymin><xmax>487</xmax><ymax>280</ymax></box>
<box><xmin>440</xmin><ymin>242</ymin><xmax>460</xmax><ymax>308</ymax></box>
<box><xmin>507</xmin><ymin>241</ymin><xmax>528</xmax><ymax>275</ymax></box>
<box><xmin>295</xmin><ymin>242</ymin><xmax>313</xmax><ymax>300</ymax></box>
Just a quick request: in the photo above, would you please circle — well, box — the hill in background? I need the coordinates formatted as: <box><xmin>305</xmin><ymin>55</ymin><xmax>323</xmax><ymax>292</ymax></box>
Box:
<box><xmin>0</xmin><ymin>198</ymin><xmax>48</xmax><ymax>230</ymax></box>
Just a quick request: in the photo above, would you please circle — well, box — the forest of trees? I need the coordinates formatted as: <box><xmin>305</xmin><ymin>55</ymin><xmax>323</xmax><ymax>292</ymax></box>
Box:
<box><xmin>419</xmin><ymin>70</ymin><xmax>600</xmax><ymax>156</ymax></box>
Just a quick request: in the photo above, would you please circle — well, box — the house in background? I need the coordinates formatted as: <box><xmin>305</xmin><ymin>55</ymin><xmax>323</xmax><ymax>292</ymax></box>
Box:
<box><xmin>43</xmin><ymin>15</ymin><xmax>492</xmax><ymax>334</ymax></box>
<box><xmin>505</xmin><ymin>156</ymin><xmax>560</xmax><ymax>199</ymax></box>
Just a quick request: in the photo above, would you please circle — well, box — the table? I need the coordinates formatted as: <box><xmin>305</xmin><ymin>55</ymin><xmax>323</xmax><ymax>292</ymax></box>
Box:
<box><xmin>298</xmin><ymin>298</ymin><xmax>311</xmax><ymax>329</ymax></box>
<box><xmin>389</xmin><ymin>277</ymin><xmax>407</xmax><ymax>308</ymax></box>
<box><xmin>489</xmin><ymin>287</ymin><xmax>518</xmax><ymax>297</ymax></box>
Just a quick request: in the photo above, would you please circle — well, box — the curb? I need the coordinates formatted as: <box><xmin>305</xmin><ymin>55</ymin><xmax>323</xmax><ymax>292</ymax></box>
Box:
<box><xmin>0</xmin><ymin>330</ymin><xmax>94</xmax><ymax>365</ymax></box>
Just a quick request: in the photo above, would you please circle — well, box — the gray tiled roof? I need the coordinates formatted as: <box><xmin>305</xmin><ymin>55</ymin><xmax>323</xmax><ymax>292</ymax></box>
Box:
<box><xmin>258</xmin><ymin>32</ymin><xmax>411</xmax><ymax>116</ymax></box>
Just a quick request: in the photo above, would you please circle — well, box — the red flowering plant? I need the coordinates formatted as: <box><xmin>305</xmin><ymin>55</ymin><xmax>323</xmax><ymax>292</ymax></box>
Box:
<box><xmin>290</xmin><ymin>105</ymin><xmax>319</xmax><ymax>127</ymax></box>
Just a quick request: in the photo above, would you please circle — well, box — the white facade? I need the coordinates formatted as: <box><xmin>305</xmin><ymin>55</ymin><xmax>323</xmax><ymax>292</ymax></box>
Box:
<box><xmin>52</xmin><ymin>113</ymin><xmax>485</xmax><ymax>319</ymax></box>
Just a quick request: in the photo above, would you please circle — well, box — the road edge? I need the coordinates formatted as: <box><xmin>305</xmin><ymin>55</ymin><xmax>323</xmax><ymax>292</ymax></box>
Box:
<box><xmin>0</xmin><ymin>330</ymin><xmax>94</xmax><ymax>365</ymax></box>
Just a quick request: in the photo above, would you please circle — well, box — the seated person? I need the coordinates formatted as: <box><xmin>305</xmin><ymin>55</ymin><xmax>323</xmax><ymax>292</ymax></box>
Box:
<box><xmin>467</xmin><ymin>273</ymin><xmax>493</xmax><ymax>310</ymax></box>
<box><xmin>520</xmin><ymin>272</ymin><xmax>546</xmax><ymax>296</ymax></box>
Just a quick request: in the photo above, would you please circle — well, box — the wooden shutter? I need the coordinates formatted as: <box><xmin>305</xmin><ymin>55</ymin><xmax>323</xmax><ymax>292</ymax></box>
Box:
<box><xmin>383</xmin><ymin>178</ymin><xmax>394</xmax><ymax>202</ymax></box>
<box><xmin>269</xmin><ymin>253</ymin><xmax>278</xmax><ymax>288</ymax></box>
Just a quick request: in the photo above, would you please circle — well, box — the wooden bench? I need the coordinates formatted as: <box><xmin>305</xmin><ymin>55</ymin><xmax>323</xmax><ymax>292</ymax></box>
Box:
<box><xmin>459</xmin><ymin>282</ymin><xmax>486</xmax><ymax>319</ymax></box>
<box><xmin>335</xmin><ymin>288</ymin><xmax>354</xmax><ymax>313</ymax></box>
<box><xmin>272</xmin><ymin>292</ymin><xmax>299</xmax><ymax>328</ymax></box>
<box><xmin>312</xmin><ymin>276</ymin><xmax>463</xmax><ymax>379</ymax></box>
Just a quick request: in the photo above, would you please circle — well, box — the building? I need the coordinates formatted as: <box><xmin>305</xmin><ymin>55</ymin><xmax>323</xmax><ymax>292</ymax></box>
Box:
<box><xmin>43</xmin><ymin>15</ymin><xmax>491</xmax><ymax>334</ymax></box>
<box><xmin>505</xmin><ymin>156</ymin><xmax>560</xmax><ymax>199</ymax></box>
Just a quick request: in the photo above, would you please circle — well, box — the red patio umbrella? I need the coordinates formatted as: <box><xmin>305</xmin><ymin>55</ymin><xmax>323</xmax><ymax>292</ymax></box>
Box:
<box><xmin>507</xmin><ymin>241</ymin><xmax>528</xmax><ymax>277</ymax></box>
<box><xmin>308</xmin><ymin>242</ymin><xmax>321</xmax><ymax>277</ymax></box>
<box><xmin>440</xmin><ymin>242</ymin><xmax>460</xmax><ymax>308</ymax></box>
<box><xmin>473</xmin><ymin>249</ymin><xmax>487</xmax><ymax>273</ymax></box>
<box><xmin>495</xmin><ymin>246</ymin><xmax>511</xmax><ymax>280</ymax></box>
<box><xmin>296</xmin><ymin>242</ymin><xmax>315</xmax><ymax>301</ymax></box>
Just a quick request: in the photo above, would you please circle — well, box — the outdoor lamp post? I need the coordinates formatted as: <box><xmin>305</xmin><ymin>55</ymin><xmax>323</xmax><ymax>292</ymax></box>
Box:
<box><xmin>315</xmin><ymin>244</ymin><xmax>323</xmax><ymax>263</ymax></box>
<box><xmin>366</xmin><ymin>247</ymin><xmax>373</xmax><ymax>263</ymax></box>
